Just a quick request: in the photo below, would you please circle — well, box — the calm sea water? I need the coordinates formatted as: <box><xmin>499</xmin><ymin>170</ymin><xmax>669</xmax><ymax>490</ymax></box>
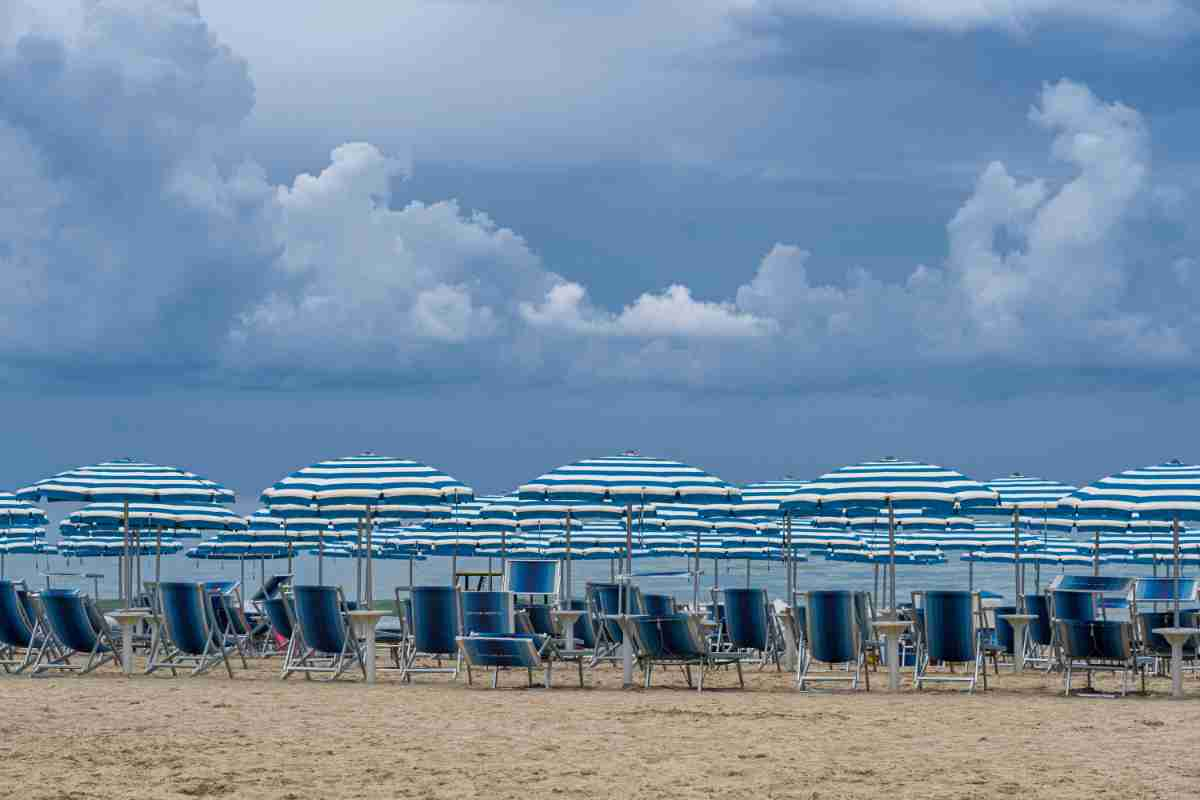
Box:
<box><xmin>2</xmin><ymin>548</ymin><xmax>1172</xmax><ymax>610</ymax></box>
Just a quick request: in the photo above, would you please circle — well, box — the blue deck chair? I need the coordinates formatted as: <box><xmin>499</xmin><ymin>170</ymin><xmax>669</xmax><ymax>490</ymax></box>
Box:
<box><xmin>642</xmin><ymin>593</ymin><xmax>675</xmax><ymax>616</ymax></box>
<box><xmin>461</xmin><ymin>591</ymin><xmax>516</xmax><ymax>635</ymax></box>
<box><xmin>252</xmin><ymin>574</ymin><xmax>293</xmax><ymax>606</ymax></box>
<box><xmin>628</xmin><ymin>613</ymin><xmax>747</xmax><ymax>691</ymax></box>
<box><xmin>1023</xmin><ymin>593</ymin><xmax>1054</xmax><ymax>669</ymax></box>
<box><xmin>1136</xmin><ymin>610</ymin><xmax>1198</xmax><ymax>680</ymax></box>
<box><xmin>262</xmin><ymin>594</ymin><xmax>302</xmax><ymax>677</ymax></box>
<box><xmin>31</xmin><ymin>589</ymin><xmax>121</xmax><ymax>676</ymax></box>
<box><xmin>401</xmin><ymin>586</ymin><xmax>461</xmax><ymax>682</ymax></box>
<box><xmin>288</xmin><ymin>585</ymin><xmax>365</xmax><ymax>681</ymax></box>
<box><xmin>206</xmin><ymin>583</ymin><xmax>252</xmax><ymax>667</ymax></box>
<box><xmin>723</xmin><ymin>588</ymin><xmax>775</xmax><ymax>668</ymax></box>
<box><xmin>147</xmin><ymin>581</ymin><xmax>237</xmax><ymax>678</ymax></box>
<box><xmin>569</xmin><ymin>598</ymin><xmax>596</xmax><ymax>649</ymax></box>
<box><xmin>0</xmin><ymin>580</ymin><xmax>50</xmax><ymax>674</ymax></box>
<box><xmin>587</xmin><ymin>582</ymin><xmax>625</xmax><ymax>662</ymax></box>
<box><xmin>798</xmin><ymin>590</ymin><xmax>868</xmax><ymax>691</ymax></box>
<box><xmin>1055</xmin><ymin>618</ymin><xmax>1144</xmax><ymax>696</ymax></box>
<box><xmin>457</xmin><ymin>635</ymin><xmax>547</xmax><ymax>688</ymax></box>
<box><xmin>504</xmin><ymin>559</ymin><xmax>560</xmax><ymax>599</ymax></box>
<box><xmin>915</xmin><ymin>591</ymin><xmax>987</xmax><ymax>693</ymax></box>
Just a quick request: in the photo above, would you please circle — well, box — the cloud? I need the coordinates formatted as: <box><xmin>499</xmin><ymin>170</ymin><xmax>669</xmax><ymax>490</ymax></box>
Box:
<box><xmin>0</xmin><ymin>3</ymin><xmax>1196</xmax><ymax>395</ymax></box>
<box><xmin>739</xmin><ymin>0</ymin><xmax>1197</xmax><ymax>35</ymax></box>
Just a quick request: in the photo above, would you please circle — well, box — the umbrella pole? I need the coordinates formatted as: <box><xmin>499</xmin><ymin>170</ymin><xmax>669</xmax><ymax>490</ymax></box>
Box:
<box><xmin>366</xmin><ymin>508</ymin><xmax>375</xmax><ymax>607</ymax></box>
<box><xmin>134</xmin><ymin>526</ymin><xmax>142</xmax><ymax>603</ymax></box>
<box><xmin>355</xmin><ymin>520</ymin><xmax>363</xmax><ymax>605</ymax></box>
<box><xmin>318</xmin><ymin>531</ymin><xmax>325</xmax><ymax>584</ymax></box>
<box><xmin>1093</xmin><ymin>530</ymin><xmax>1100</xmax><ymax>576</ymax></box>
<box><xmin>1174</xmin><ymin>516</ymin><xmax>1182</xmax><ymax>628</ymax></box>
<box><xmin>622</xmin><ymin>504</ymin><xmax>634</xmax><ymax>688</ymax></box>
<box><xmin>563</xmin><ymin>509</ymin><xmax>572</xmax><ymax>607</ymax></box>
<box><xmin>121</xmin><ymin>499</ymin><xmax>130</xmax><ymax>608</ymax></box>
<box><xmin>887</xmin><ymin>499</ymin><xmax>897</xmax><ymax>618</ymax></box>
<box><xmin>155</xmin><ymin>525</ymin><xmax>163</xmax><ymax>587</ymax></box>
<box><xmin>693</xmin><ymin>530</ymin><xmax>700</xmax><ymax>610</ymax></box>
<box><xmin>968</xmin><ymin>560</ymin><xmax>974</xmax><ymax>593</ymax></box>
<box><xmin>873</xmin><ymin>564</ymin><xmax>879</xmax><ymax>608</ymax></box>
<box><xmin>785</xmin><ymin>513</ymin><xmax>793</xmax><ymax>606</ymax></box>
<box><xmin>1013</xmin><ymin>508</ymin><xmax>1022</xmax><ymax>613</ymax></box>
<box><xmin>745</xmin><ymin>558</ymin><xmax>750</xmax><ymax>589</ymax></box>
<box><xmin>240</xmin><ymin>556</ymin><xmax>246</xmax><ymax>597</ymax></box>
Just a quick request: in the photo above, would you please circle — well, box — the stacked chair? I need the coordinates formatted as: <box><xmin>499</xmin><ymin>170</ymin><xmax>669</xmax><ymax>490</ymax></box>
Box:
<box><xmin>797</xmin><ymin>590</ymin><xmax>869</xmax><ymax>691</ymax></box>
<box><xmin>912</xmin><ymin>591</ymin><xmax>989</xmax><ymax>693</ymax></box>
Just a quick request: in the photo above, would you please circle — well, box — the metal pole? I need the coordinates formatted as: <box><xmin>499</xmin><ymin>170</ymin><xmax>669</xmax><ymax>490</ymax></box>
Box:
<box><xmin>745</xmin><ymin>558</ymin><xmax>750</xmax><ymax>588</ymax></box>
<box><xmin>1093</xmin><ymin>529</ymin><xmax>1100</xmax><ymax>576</ymax></box>
<box><xmin>692</xmin><ymin>529</ymin><xmax>700</xmax><ymax>609</ymax></box>
<box><xmin>365</xmin><ymin>508</ymin><xmax>375</xmax><ymax>607</ymax></box>
<box><xmin>563</xmin><ymin>509</ymin><xmax>572</xmax><ymax>607</ymax></box>
<box><xmin>622</xmin><ymin>503</ymin><xmax>634</xmax><ymax>687</ymax></box>
<box><xmin>240</xmin><ymin>556</ymin><xmax>246</xmax><ymax>597</ymax></box>
<box><xmin>134</xmin><ymin>526</ymin><xmax>142</xmax><ymax>600</ymax></box>
<box><xmin>887</xmin><ymin>498</ymin><xmax>897</xmax><ymax>618</ymax></box>
<box><xmin>785</xmin><ymin>512</ymin><xmax>793</xmax><ymax>605</ymax></box>
<box><xmin>121</xmin><ymin>499</ymin><xmax>130</xmax><ymax>607</ymax></box>
<box><xmin>355</xmin><ymin>519</ymin><xmax>363</xmax><ymax>604</ymax></box>
<box><xmin>155</xmin><ymin>525</ymin><xmax>163</xmax><ymax>587</ymax></box>
<box><xmin>318</xmin><ymin>527</ymin><xmax>325</xmax><ymax>584</ymax></box>
<box><xmin>1174</xmin><ymin>515</ymin><xmax>1182</xmax><ymax>628</ymax></box>
<box><xmin>1013</xmin><ymin>508</ymin><xmax>1022</xmax><ymax>613</ymax></box>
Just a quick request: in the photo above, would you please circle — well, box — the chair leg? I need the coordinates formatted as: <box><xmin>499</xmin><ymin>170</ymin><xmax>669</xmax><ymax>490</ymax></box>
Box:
<box><xmin>735</xmin><ymin>659</ymin><xmax>744</xmax><ymax>688</ymax></box>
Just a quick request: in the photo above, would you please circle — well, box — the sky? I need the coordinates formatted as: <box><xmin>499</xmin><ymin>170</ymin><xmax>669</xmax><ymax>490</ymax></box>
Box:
<box><xmin>1</xmin><ymin>0</ymin><xmax>1199</xmax><ymax>502</ymax></box>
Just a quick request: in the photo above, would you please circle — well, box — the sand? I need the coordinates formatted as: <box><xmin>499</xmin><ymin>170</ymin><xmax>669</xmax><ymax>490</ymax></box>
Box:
<box><xmin>3</xmin><ymin>658</ymin><xmax>1200</xmax><ymax>800</ymax></box>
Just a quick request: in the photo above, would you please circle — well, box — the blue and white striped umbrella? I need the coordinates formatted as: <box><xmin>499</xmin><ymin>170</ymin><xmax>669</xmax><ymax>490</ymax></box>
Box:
<box><xmin>781</xmin><ymin>458</ymin><xmax>997</xmax><ymax>514</ymax></box>
<box><xmin>61</xmin><ymin>537</ymin><xmax>184</xmax><ymax>558</ymax></box>
<box><xmin>1060</xmin><ymin>460</ymin><xmax>1200</xmax><ymax>520</ymax></box>
<box><xmin>519</xmin><ymin>453</ymin><xmax>739</xmax><ymax>505</ymax></box>
<box><xmin>697</xmin><ymin>479</ymin><xmax>809</xmax><ymax>519</ymax></box>
<box><xmin>260</xmin><ymin>453</ymin><xmax>473</xmax><ymax>519</ymax></box>
<box><xmin>987</xmin><ymin>474</ymin><xmax>1078</xmax><ymax>510</ymax></box>
<box><xmin>18</xmin><ymin>458</ymin><xmax>235</xmax><ymax>504</ymax></box>
<box><xmin>65</xmin><ymin>502</ymin><xmax>247</xmax><ymax>533</ymax></box>
<box><xmin>0</xmin><ymin>493</ymin><xmax>48</xmax><ymax>528</ymax></box>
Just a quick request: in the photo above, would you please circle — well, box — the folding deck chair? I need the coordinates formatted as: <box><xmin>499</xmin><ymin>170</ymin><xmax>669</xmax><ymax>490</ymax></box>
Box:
<box><xmin>146</xmin><ymin>581</ymin><xmax>238</xmax><ymax>678</ymax></box>
<box><xmin>914</xmin><ymin>590</ymin><xmax>988</xmax><ymax>693</ymax></box>
<box><xmin>797</xmin><ymin>590</ymin><xmax>869</xmax><ymax>691</ymax></box>
<box><xmin>287</xmin><ymin>585</ymin><xmax>365</xmax><ymax>681</ymax></box>
<box><xmin>628</xmin><ymin>613</ymin><xmax>748</xmax><ymax>691</ymax></box>
<box><xmin>1055</xmin><ymin>618</ymin><xmax>1145</xmax><ymax>696</ymax></box>
<box><xmin>0</xmin><ymin>580</ymin><xmax>50</xmax><ymax>674</ymax></box>
<box><xmin>723</xmin><ymin>588</ymin><xmax>776</xmax><ymax>668</ymax></box>
<box><xmin>31</xmin><ymin>589</ymin><xmax>122</xmax><ymax>676</ymax></box>
<box><xmin>399</xmin><ymin>586</ymin><xmax>461</xmax><ymax>682</ymax></box>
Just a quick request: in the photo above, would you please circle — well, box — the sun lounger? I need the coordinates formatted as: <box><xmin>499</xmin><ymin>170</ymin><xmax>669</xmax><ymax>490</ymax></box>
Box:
<box><xmin>146</xmin><ymin>581</ymin><xmax>238</xmax><ymax>678</ymax></box>
<box><xmin>400</xmin><ymin>586</ymin><xmax>461</xmax><ymax>682</ymax></box>
<box><xmin>1055</xmin><ymin>618</ymin><xmax>1145</xmax><ymax>696</ymax></box>
<box><xmin>31</xmin><ymin>589</ymin><xmax>122</xmax><ymax>676</ymax></box>
<box><xmin>723</xmin><ymin>588</ymin><xmax>775</xmax><ymax>667</ymax></box>
<box><xmin>798</xmin><ymin>590</ymin><xmax>868</xmax><ymax>691</ymax></box>
<box><xmin>915</xmin><ymin>590</ymin><xmax>988</xmax><ymax>693</ymax></box>
<box><xmin>287</xmin><ymin>584</ymin><xmax>365</xmax><ymax>681</ymax></box>
<box><xmin>0</xmin><ymin>580</ymin><xmax>48</xmax><ymax>674</ymax></box>
<box><xmin>628</xmin><ymin>613</ymin><xmax>747</xmax><ymax>691</ymax></box>
<box><xmin>504</xmin><ymin>559</ymin><xmax>560</xmax><ymax>599</ymax></box>
<box><xmin>457</xmin><ymin>635</ymin><xmax>547</xmax><ymax>688</ymax></box>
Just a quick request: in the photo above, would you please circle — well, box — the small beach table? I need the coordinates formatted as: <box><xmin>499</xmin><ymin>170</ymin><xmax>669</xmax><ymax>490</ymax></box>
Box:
<box><xmin>1151</xmin><ymin>627</ymin><xmax>1200</xmax><ymax>698</ymax></box>
<box><xmin>109</xmin><ymin>608</ymin><xmax>152</xmax><ymax>676</ymax></box>
<box><xmin>551</xmin><ymin>608</ymin><xmax>584</xmax><ymax>651</ymax></box>
<box><xmin>998</xmin><ymin>613</ymin><xmax>1038</xmax><ymax>673</ymax></box>
<box><xmin>776</xmin><ymin>605</ymin><xmax>799</xmax><ymax>671</ymax></box>
<box><xmin>872</xmin><ymin>618</ymin><xmax>911</xmax><ymax>691</ymax></box>
<box><xmin>348</xmin><ymin>609</ymin><xmax>388</xmax><ymax>684</ymax></box>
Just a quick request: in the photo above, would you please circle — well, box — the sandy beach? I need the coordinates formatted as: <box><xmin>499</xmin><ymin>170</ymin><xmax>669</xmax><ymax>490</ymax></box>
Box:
<box><xmin>3</xmin><ymin>659</ymin><xmax>1199</xmax><ymax>800</ymax></box>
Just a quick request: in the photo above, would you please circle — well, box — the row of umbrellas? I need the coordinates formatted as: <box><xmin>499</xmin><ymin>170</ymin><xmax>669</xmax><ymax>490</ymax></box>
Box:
<box><xmin>4</xmin><ymin>454</ymin><xmax>1200</xmax><ymax>626</ymax></box>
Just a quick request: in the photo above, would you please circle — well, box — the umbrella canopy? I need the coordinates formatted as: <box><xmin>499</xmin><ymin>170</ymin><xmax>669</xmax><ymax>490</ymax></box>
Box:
<box><xmin>65</xmin><ymin>502</ymin><xmax>247</xmax><ymax>533</ymax></box>
<box><xmin>987</xmin><ymin>474</ymin><xmax>1078</xmax><ymax>510</ymax></box>
<box><xmin>260</xmin><ymin>453</ymin><xmax>473</xmax><ymax>519</ymax></box>
<box><xmin>18</xmin><ymin>458</ymin><xmax>234</xmax><ymax>504</ymax></box>
<box><xmin>781</xmin><ymin>458</ymin><xmax>996</xmax><ymax>614</ymax></box>
<box><xmin>519</xmin><ymin>453</ymin><xmax>739</xmax><ymax>505</ymax></box>
<box><xmin>0</xmin><ymin>493</ymin><xmax>49</xmax><ymax>529</ymax></box>
<box><xmin>60</xmin><ymin>538</ymin><xmax>184</xmax><ymax>558</ymax></box>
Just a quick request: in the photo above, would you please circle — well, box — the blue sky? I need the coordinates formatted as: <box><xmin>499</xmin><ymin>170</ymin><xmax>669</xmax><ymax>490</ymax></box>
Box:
<box><xmin>1</xmin><ymin>0</ymin><xmax>1199</xmax><ymax>500</ymax></box>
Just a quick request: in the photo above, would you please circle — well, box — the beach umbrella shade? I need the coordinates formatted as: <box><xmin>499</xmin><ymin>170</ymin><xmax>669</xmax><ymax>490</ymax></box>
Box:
<box><xmin>519</xmin><ymin>452</ymin><xmax>739</xmax><ymax>685</ymax></box>
<box><xmin>781</xmin><ymin>457</ymin><xmax>997</xmax><ymax>616</ymax></box>
<box><xmin>1060</xmin><ymin>460</ymin><xmax>1200</xmax><ymax>625</ymax></box>
<box><xmin>260</xmin><ymin>453</ymin><xmax>473</xmax><ymax>603</ymax></box>
<box><xmin>18</xmin><ymin>459</ymin><xmax>235</xmax><ymax>607</ymax></box>
<box><xmin>986</xmin><ymin>474</ymin><xmax>1077</xmax><ymax>612</ymax></box>
<box><xmin>0</xmin><ymin>492</ymin><xmax>49</xmax><ymax>580</ymax></box>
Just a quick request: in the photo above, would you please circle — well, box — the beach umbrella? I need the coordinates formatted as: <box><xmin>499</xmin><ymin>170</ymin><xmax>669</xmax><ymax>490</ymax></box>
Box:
<box><xmin>261</xmin><ymin>453</ymin><xmax>473</xmax><ymax>603</ymax></box>
<box><xmin>781</xmin><ymin>457</ymin><xmax>997</xmax><ymax>616</ymax></box>
<box><xmin>18</xmin><ymin>459</ymin><xmax>235</xmax><ymax>607</ymax></box>
<box><xmin>1060</xmin><ymin>460</ymin><xmax>1200</xmax><ymax>626</ymax></box>
<box><xmin>986</xmin><ymin>474</ymin><xmax>1077</xmax><ymax>612</ymax></box>
<box><xmin>0</xmin><ymin>492</ymin><xmax>49</xmax><ymax>580</ymax></box>
<box><xmin>519</xmin><ymin>451</ymin><xmax>738</xmax><ymax>685</ymax></box>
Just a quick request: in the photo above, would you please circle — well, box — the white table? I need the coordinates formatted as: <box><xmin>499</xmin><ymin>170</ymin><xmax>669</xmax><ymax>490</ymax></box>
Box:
<box><xmin>348</xmin><ymin>610</ymin><xmax>387</xmax><ymax>685</ymax></box>
<box><xmin>998</xmin><ymin>613</ymin><xmax>1038</xmax><ymax>673</ymax></box>
<box><xmin>551</xmin><ymin>609</ymin><xmax>584</xmax><ymax>651</ymax></box>
<box><xmin>872</xmin><ymin>619</ymin><xmax>911</xmax><ymax>692</ymax></box>
<box><xmin>109</xmin><ymin>609</ymin><xmax>151</xmax><ymax>676</ymax></box>
<box><xmin>776</xmin><ymin>606</ymin><xmax>799</xmax><ymax>671</ymax></box>
<box><xmin>1151</xmin><ymin>627</ymin><xmax>1200</xmax><ymax>699</ymax></box>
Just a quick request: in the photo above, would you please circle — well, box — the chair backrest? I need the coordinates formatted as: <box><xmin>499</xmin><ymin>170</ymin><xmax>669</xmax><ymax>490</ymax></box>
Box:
<box><xmin>252</xmin><ymin>574</ymin><xmax>293</xmax><ymax>603</ymax></box>
<box><xmin>1138</xmin><ymin>611</ymin><xmax>1199</xmax><ymax>654</ymax></box>
<box><xmin>805</xmin><ymin>590</ymin><xmax>859</xmax><ymax>665</ymax></box>
<box><xmin>0</xmin><ymin>580</ymin><xmax>35</xmax><ymax>648</ymax></box>
<box><xmin>411</xmin><ymin>586</ymin><xmax>460</xmax><ymax>656</ymax></box>
<box><xmin>587</xmin><ymin>582</ymin><xmax>624</xmax><ymax>643</ymax></box>
<box><xmin>263</xmin><ymin>595</ymin><xmax>295</xmax><ymax>639</ymax></box>
<box><xmin>852</xmin><ymin>591</ymin><xmax>875</xmax><ymax>643</ymax></box>
<box><xmin>504</xmin><ymin>560</ymin><xmax>559</xmax><ymax>596</ymax></box>
<box><xmin>641</xmin><ymin>593</ymin><xmax>674</xmax><ymax>616</ymax></box>
<box><xmin>159</xmin><ymin>582</ymin><xmax>219</xmax><ymax>656</ymax></box>
<box><xmin>1051</xmin><ymin>590</ymin><xmax>1096</xmax><ymax>622</ymax></box>
<box><xmin>1055</xmin><ymin>618</ymin><xmax>1136</xmax><ymax>661</ymax></box>
<box><xmin>292</xmin><ymin>585</ymin><xmax>350</xmax><ymax>654</ymax></box>
<box><xmin>40</xmin><ymin>589</ymin><xmax>100</xmax><ymax>653</ymax></box>
<box><xmin>204</xmin><ymin>580</ymin><xmax>239</xmax><ymax>595</ymax></box>
<box><xmin>461</xmin><ymin>591</ymin><xmax>515</xmax><ymax>635</ymax></box>
<box><xmin>568</xmin><ymin>598</ymin><xmax>596</xmax><ymax>648</ymax></box>
<box><xmin>923</xmin><ymin>590</ymin><xmax>977</xmax><ymax>663</ymax></box>
<box><xmin>992</xmin><ymin>605</ymin><xmax>1017</xmax><ymax>654</ymax></box>
<box><xmin>519</xmin><ymin>604</ymin><xmax>556</xmax><ymax>636</ymax></box>
<box><xmin>631</xmin><ymin>614</ymin><xmax>705</xmax><ymax>659</ymax></box>
<box><xmin>1134</xmin><ymin>577</ymin><xmax>1200</xmax><ymax>612</ymax></box>
<box><xmin>723</xmin><ymin>588</ymin><xmax>769</xmax><ymax>650</ymax></box>
<box><xmin>1024</xmin><ymin>593</ymin><xmax>1052</xmax><ymax>645</ymax></box>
